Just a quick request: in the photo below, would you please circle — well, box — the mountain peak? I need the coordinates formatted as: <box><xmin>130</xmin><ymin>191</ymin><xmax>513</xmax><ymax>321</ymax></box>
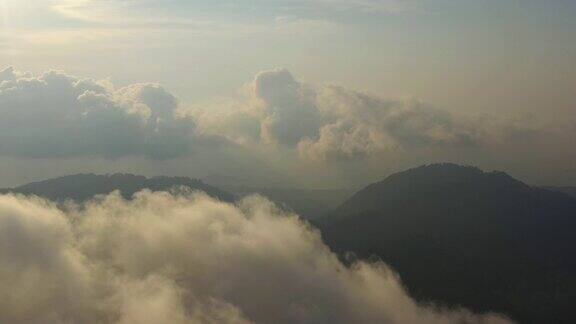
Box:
<box><xmin>381</xmin><ymin>163</ymin><xmax>520</xmax><ymax>186</ymax></box>
<box><xmin>321</xmin><ymin>164</ymin><xmax>576</xmax><ymax>323</ymax></box>
<box><xmin>334</xmin><ymin>163</ymin><xmax>528</xmax><ymax>216</ymax></box>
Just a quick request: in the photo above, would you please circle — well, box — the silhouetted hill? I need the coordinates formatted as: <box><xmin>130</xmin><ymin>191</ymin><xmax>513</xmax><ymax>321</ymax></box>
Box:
<box><xmin>543</xmin><ymin>186</ymin><xmax>576</xmax><ymax>199</ymax></box>
<box><xmin>202</xmin><ymin>175</ymin><xmax>354</xmax><ymax>219</ymax></box>
<box><xmin>319</xmin><ymin>163</ymin><xmax>576</xmax><ymax>324</ymax></box>
<box><xmin>0</xmin><ymin>173</ymin><xmax>234</xmax><ymax>202</ymax></box>
<box><xmin>216</xmin><ymin>185</ymin><xmax>353</xmax><ymax>219</ymax></box>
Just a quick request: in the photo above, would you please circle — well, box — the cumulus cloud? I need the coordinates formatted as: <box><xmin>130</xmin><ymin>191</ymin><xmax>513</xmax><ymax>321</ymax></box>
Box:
<box><xmin>250</xmin><ymin>69</ymin><xmax>323</xmax><ymax>147</ymax></box>
<box><xmin>0</xmin><ymin>191</ymin><xmax>512</xmax><ymax>324</ymax></box>
<box><xmin>1</xmin><ymin>66</ymin><xmax>542</xmax><ymax>168</ymax></box>
<box><xmin>0</xmin><ymin>67</ymin><xmax>197</xmax><ymax>159</ymax></box>
<box><xmin>197</xmin><ymin>68</ymin><xmax>480</xmax><ymax>161</ymax></box>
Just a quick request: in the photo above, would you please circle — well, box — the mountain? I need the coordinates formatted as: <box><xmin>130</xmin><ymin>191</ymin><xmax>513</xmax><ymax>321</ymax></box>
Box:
<box><xmin>318</xmin><ymin>163</ymin><xmax>576</xmax><ymax>324</ymax></box>
<box><xmin>202</xmin><ymin>174</ymin><xmax>248</xmax><ymax>188</ymax></box>
<box><xmin>218</xmin><ymin>185</ymin><xmax>353</xmax><ymax>219</ymax></box>
<box><xmin>0</xmin><ymin>173</ymin><xmax>234</xmax><ymax>203</ymax></box>
<box><xmin>543</xmin><ymin>186</ymin><xmax>576</xmax><ymax>199</ymax></box>
<box><xmin>203</xmin><ymin>176</ymin><xmax>354</xmax><ymax>219</ymax></box>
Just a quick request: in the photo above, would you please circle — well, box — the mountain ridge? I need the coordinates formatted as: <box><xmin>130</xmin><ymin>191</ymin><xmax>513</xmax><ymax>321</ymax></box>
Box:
<box><xmin>320</xmin><ymin>163</ymin><xmax>576</xmax><ymax>324</ymax></box>
<box><xmin>0</xmin><ymin>173</ymin><xmax>234</xmax><ymax>203</ymax></box>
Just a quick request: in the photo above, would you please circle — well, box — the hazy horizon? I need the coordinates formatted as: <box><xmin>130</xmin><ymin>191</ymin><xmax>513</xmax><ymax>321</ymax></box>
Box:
<box><xmin>0</xmin><ymin>0</ymin><xmax>575</xmax><ymax>189</ymax></box>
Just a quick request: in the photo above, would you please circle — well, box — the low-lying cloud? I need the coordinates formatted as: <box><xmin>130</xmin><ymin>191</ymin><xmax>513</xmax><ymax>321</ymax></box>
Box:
<box><xmin>0</xmin><ymin>190</ymin><xmax>512</xmax><ymax>324</ymax></box>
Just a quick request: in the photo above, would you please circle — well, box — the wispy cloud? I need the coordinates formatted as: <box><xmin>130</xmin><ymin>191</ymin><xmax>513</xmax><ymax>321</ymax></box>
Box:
<box><xmin>312</xmin><ymin>0</ymin><xmax>420</xmax><ymax>14</ymax></box>
<box><xmin>49</xmin><ymin>0</ymin><xmax>420</xmax><ymax>27</ymax></box>
<box><xmin>51</xmin><ymin>0</ymin><xmax>199</xmax><ymax>26</ymax></box>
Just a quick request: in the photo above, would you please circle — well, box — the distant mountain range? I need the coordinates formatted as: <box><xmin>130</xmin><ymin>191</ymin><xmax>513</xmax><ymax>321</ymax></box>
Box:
<box><xmin>202</xmin><ymin>174</ymin><xmax>354</xmax><ymax>219</ymax></box>
<box><xmin>0</xmin><ymin>173</ymin><xmax>234</xmax><ymax>203</ymax></box>
<box><xmin>0</xmin><ymin>173</ymin><xmax>350</xmax><ymax>219</ymax></box>
<box><xmin>204</xmin><ymin>184</ymin><xmax>353</xmax><ymax>219</ymax></box>
<box><xmin>318</xmin><ymin>163</ymin><xmax>576</xmax><ymax>324</ymax></box>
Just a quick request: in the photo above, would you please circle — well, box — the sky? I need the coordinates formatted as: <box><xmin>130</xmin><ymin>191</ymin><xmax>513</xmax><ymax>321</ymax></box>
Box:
<box><xmin>0</xmin><ymin>0</ymin><xmax>575</xmax><ymax>188</ymax></box>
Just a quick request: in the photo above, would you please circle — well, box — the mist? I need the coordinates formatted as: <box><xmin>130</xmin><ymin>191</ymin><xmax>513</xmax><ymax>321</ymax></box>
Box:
<box><xmin>0</xmin><ymin>191</ymin><xmax>512</xmax><ymax>324</ymax></box>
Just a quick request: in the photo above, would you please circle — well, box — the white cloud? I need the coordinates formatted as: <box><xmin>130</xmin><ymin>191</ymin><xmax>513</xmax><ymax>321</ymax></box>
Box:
<box><xmin>0</xmin><ymin>66</ymin><xmax>545</xmax><ymax>169</ymax></box>
<box><xmin>198</xmin><ymin>68</ymin><xmax>480</xmax><ymax>162</ymax></box>
<box><xmin>0</xmin><ymin>190</ymin><xmax>513</xmax><ymax>323</ymax></box>
<box><xmin>0</xmin><ymin>67</ymin><xmax>199</xmax><ymax>159</ymax></box>
<box><xmin>252</xmin><ymin>69</ymin><xmax>323</xmax><ymax>147</ymax></box>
